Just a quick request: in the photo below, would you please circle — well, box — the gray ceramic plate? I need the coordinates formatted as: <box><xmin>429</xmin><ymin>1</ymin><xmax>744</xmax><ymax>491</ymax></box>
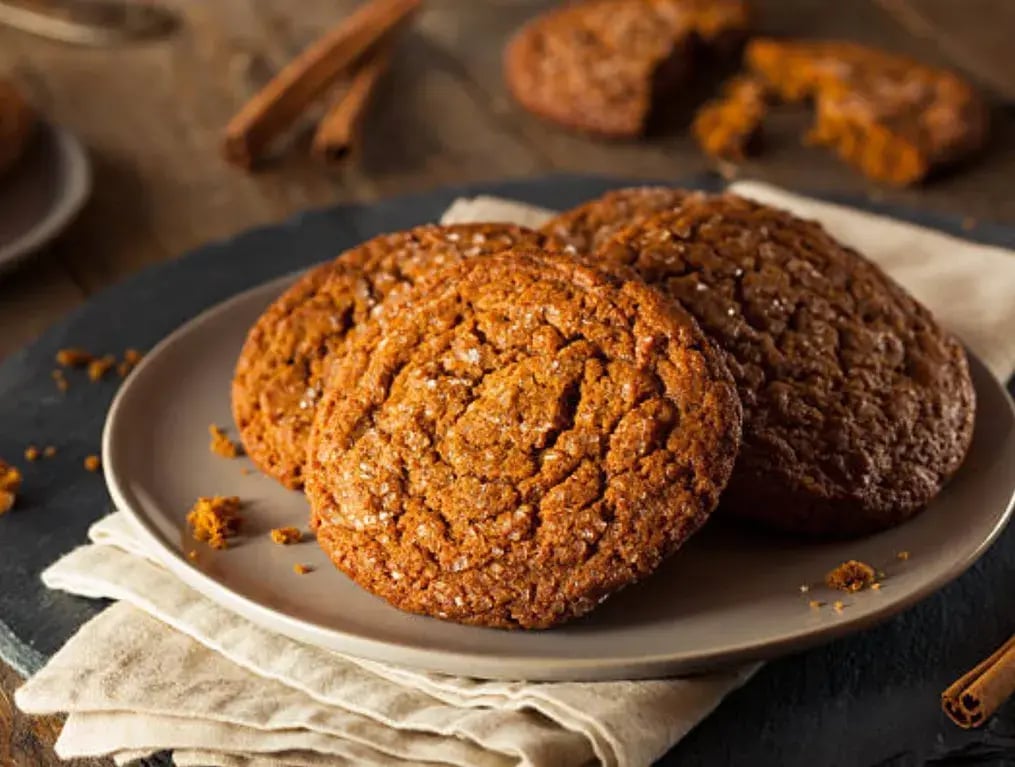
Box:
<box><xmin>103</xmin><ymin>273</ymin><xmax>1015</xmax><ymax>681</ymax></box>
<box><xmin>0</xmin><ymin>121</ymin><xmax>91</xmax><ymax>274</ymax></box>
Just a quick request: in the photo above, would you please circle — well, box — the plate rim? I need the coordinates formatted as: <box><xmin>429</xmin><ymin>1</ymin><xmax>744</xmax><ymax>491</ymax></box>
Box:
<box><xmin>103</xmin><ymin>271</ymin><xmax>1015</xmax><ymax>681</ymax></box>
<box><xmin>0</xmin><ymin>122</ymin><xmax>92</xmax><ymax>271</ymax></box>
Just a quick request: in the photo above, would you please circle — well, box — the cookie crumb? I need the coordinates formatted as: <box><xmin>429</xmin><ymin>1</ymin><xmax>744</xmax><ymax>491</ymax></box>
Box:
<box><xmin>43</xmin><ymin>446</ymin><xmax>57</xmax><ymax>458</ymax></box>
<box><xmin>0</xmin><ymin>460</ymin><xmax>22</xmax><ymax>515</ymax></box>
<box><xmin>825</xmin><ymin>559</ymin><xmax>877</xmax><ymax>592</ymax></box>
<box><xmin>51</xmin><ymin>369</ymin><xmax>69</xmax><ymax>392</ymax></box>
<box><xmin>186</xmin><ymin>496</ymin><xmax>242</xmax><ymax>550</ymax></box>
<box><xmin>871</xmin><ymin>582</ymin><xmax>882</xmax><ymax>590</ymax></box>
<box><xmin>293</xmin><ymin>563</ymin><xmax>312</xmax><ymax>575</ymax></box>
<box><xmin>87</xmin><ymin>355</ymin><xmax>116</xmax><ymax>381</ymax></box>
<box><xmin>24</xmin><ymin>446</ymin><xmax>40</xmax><ymax>462</ymax></box>
<box><xmin>240</xmin><ymin>467</ymin><xmax>253</xmax><ymax>476</ymax></box>
<box><xmin>187</xmin><ymin>549</ymin><xmax>198</xmax><ymax>560</ymax></box>
<box><xmin>808</xmin><ymin>599</ymin><xmax>824</xmax><ymax>609</ymax></box>
<box><xmin>209</xmin><ymin>424</ymin><xmax>241</xmax><ymax>459</ymax></box>
<box><xmin>84</xmin><ymin>455</ymin><xmax>102</xmax><ymax>472</ymax></box>
<box><xmin>896</xmin><ymin>550</ymin><xmax>910</xmax><ymax>561</ymax></box>
<box><xmin>270</xmin><ymin>526</ymin><xmax>302</xmax><ymax>545</ymax></box>
<box><xmin>833</xmin><ymin>600</ymin><xmax>846</xmax><ymax>612</ymax></box>
<box><xmin>799</xmin><ymin>584</ymin><xmax>810</xmax><ymax>593</ymax></box>
<box><xmin>56</xmin><ymin>348</ymin><xmax>93</xmax><ymax>368</ymax></box>
<box><xmin>117</xmin><ymin>348</ymin><xmax>144</xmax><ymax>377</ymax></box>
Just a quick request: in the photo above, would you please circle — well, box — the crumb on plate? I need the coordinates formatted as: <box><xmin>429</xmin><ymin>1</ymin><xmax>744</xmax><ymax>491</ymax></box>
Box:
<box><xmin>293</xmin><ymin>563</ymin><xmax>313</xmax><ymax>575</ymax></box>
<box><xmin>896</xmin><ymin>550</ymin><xmax>910</xmax><ymax>561</ymax></box>
<box><xmin>186</xmin><ymin>495</ymin><xmax>242</xmax><ymax>550</ymax></box>
<box><xmin>209</xmin><ymin>424</ymin><xmax>241</xmax><ymax>458</ymax></box>
<box><xmin>825</xmin><ymin>559</ymin><xmax>877</xmax><ymax>592</ymax></box>
<box><xmin>808</xmin><ymin>599</ymin><xmax>824</xmax><ymax>609</ymax></box>
<box><xmin>833</xmin><ymin>600</ymin><xmax>846</xmax><ymax>612</ymax></box>
<box><xmin>270</xmin><ymin>526</ymin><xmax>302</xmax><ymax>545</ymax></box>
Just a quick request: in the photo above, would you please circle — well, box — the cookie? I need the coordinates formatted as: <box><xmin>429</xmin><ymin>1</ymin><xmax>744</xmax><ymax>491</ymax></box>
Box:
<box><xmin>598</xmin><ymin>193</ymin><xmax>975</xmax><ymax>537</ymax></box>
<box><xmin>504</xmin><ymin>0</ymin><xmax>749</xmax><ymax>137</ymax></box>
<box><xmin>540</xmin><ymin>187</ymin><xmax>691</xmax><ymax>254</ymax></box>
<box><xmin>306</xmin><ymin>251</ymin><xmax>741</xmax><ymax>628</ymax></box>
<box><xmin>0</xmin><ymin>79</ymin><xmax>37</xmax><ymax>177</ymax></box>
<box><xmin>232</xmin><ymin>223</ymin><xmax>554</xmax><ymax>490</ymax></box>
<box><xmin>744</xmin><ymin>39</ymin><xmax>988</xmax><ymax>185</ymax></box>
<box><xmin>692</xmin><ymin>75</ymin><xmax>767</xmax><ymax>162</ymax></box>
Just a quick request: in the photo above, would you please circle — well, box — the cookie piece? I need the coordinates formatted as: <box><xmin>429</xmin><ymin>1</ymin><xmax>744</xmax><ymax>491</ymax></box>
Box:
<box><xmin>0</xmin><ymin>79</ymin><xmax>37</xmax><ymax>177</ymax></box>
<box><xmin>504</xmin><ymin>0</ymin><xmax>749</xmax><ymax>137</ymax></box>
<box><xmin>232</xmin><ymin>223</ymin><xmax>554</xmax><ymax>490</ymax></box>
<box><xmin>540</xmin><ymin>187</ymin><xmax>691</xmax><ymax>254</ymax></box>
<box><xmin>598</xmin><ymin>193</ymin><xmax>975</xmax><ymax>537</ymax></box>
<box><xmin>693</xmin><ymin>75</ymin><xmax>767</xmax><ymax>162</ymax></box>
<box><xmin>744</xmin><ymin>39</ymin><xmax>988</xmax><ymax>185</ymax></box>
<box><xmin>307</xmin><ymin>251</ymin><xmax>741</xmax><ymax>628</ymax></box>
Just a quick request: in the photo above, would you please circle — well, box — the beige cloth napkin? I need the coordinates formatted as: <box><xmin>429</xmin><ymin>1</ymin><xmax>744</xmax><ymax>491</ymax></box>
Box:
<box><xmin>16</xmin><ymin>184</ymin><xmax>1015</xmax><ymax>767</ymax></box>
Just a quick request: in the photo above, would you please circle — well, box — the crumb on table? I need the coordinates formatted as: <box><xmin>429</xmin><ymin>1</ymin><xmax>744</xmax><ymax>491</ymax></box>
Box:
<box><xmin>293</xmin><ymin>563</ymin><xmax>312</xmax><ymax>575</ymax></box>
<box><xmin>51</xmin><ymin>369</ymin><xmax>69</xmax><ymax>392</ymax></box>
<box><xmin>825</xmin><ymin>559</ymin><xmax>877</xmax><ymax>592</ymax></box>
<box><xmin>84</xmin><ymin>454</ymin><xmax>102</xmax><ymax>472</ymax></box>
<box><xmin>87</xmin><ymin>354</ymin><xmax>116</xmax><ymax>381</ymax></box>
<box><xmin>209</xmin><ymin>424</ymin><xmax>241</xmax><ymax>458</ymax></box>
<box><xmin>186</xmin><ymin>495</ymin><xmax>243</xmax><ymax>550</ymax></box>
<box><xmin>270</xmin><ymin>526</ymin><xmax>302</xmax><ymax>545</ymax></box>
<box><xmin>0</xmin><ymin>459</ymin><xmax>22</xmax><ymax>515</ymax></box>
<box><xmin>56</xmin><ymin>348</ymin><xmax>94</xmax><ymax>368</ymax></box>
<box><xmin>117</xmin><ymin>348</ymin><xmax>144</xmax><ymax>377</ymax></box>
<box><xmin>24</xmin><ymin>445</ymin><xmax>40</xmax><ymax>462</ymax></box>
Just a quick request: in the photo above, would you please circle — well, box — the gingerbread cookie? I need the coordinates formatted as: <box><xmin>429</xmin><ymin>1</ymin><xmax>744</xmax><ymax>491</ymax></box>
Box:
<box><xmin>504</xmin><ymin>0</ymin><xmax>749</xmax><ymax>137</ymax></box>
<box><xmin>0</xmin><ymin>79</ymin><xmax>36</xmax><ymax>177</ymax></box>
<box><xmin>540</xmin><ymin>186</ymin><xmax>690</xmax><ymax>254</ymax></box>
<box><xmin>598</xmin><ymin>193</ymin><xmax>975</xmax><ymax>537</ymax></box>
<box><xmin>306</xmin><ymin>251</ymin><xmax>741</xmax><ymax>628</ymax></box>
<box><xmin>232</xmin><ymin>223</ymin><xmax>554</xmax><ymax>490</ymax></box>
<box><xmin>743</xmin><ymin>39</ymin><xmax>987</xmax><ymax>185</ymax></box>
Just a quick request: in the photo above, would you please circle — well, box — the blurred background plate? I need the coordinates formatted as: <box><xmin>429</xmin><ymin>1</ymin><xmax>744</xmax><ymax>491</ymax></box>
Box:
<box><xmin>0</xmin><ymin>121</ymin><xmax>91</xmax><ymax>274</ymax></box>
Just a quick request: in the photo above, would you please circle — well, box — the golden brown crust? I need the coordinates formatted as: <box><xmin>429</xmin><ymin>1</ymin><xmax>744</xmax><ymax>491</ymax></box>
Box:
<box><xmin>597</xmin><ymin>192</ymin><xmax>976</xmax><ymax>537</ymax></box>
<box><xmin>231</xmin><ymin>223</ymin><xmax>557</xmax><ymax>489</ymax></box>
<box><xmin>504</xmin><ymin>0</ymin><xmax>749</xmax><ymax>137</ymax></box>
<box><xmin>744</xmin><ymin>38</ymin><xmax>988</xmax><ymax>185</ymax></box>
<box><xmin>306</xmin><ymin>250</ymin><xmax>741</xmax><ymax>628</ymax></box>
<box><xmin>0</xmin><ymin>79</ymin><xmax>36</xmax><ymax>177</ymax></box>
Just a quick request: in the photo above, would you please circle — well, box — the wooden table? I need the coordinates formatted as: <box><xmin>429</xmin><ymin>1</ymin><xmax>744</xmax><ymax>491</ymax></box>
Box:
<box><xmin>1</xmin><ymin>0</ymin><xmax>1012</xmax><ymax>763</ymax></box>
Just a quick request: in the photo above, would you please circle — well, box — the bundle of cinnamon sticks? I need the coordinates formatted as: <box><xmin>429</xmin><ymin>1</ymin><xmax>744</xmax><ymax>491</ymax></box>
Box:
<box><xmin>223</xmin><ymin>0</ymin><xmax>419</xmax><ymax>169</ymax></box>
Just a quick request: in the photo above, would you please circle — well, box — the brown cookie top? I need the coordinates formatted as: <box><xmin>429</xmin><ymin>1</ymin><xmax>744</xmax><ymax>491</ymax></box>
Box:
<box><xmin>598</xmin><ymin>193</ymin><xmax>975</xmax><ymax>537</ymax></box>
<box><xmin>540</xmin><ymin>187</ymin><xmax>691</xmax><ymax>254</ymax></box>
<box><xmin>0</xmin><ymin>79</ymin><xmax>37</xmax><ymax>176</ymax></box>
<box><xmin>504</xmin><ymin>0</ymin><xmax>749</xmax><ymax>137</ymax></box>
<box><xmin>306</xmin><ymin>251</ymin><xmax>741</xmax><ymax>628</ymax></box>
<box><xmin>232</xmin><ymin>223</ymin><xmax>554</xmax><ymax>490</ymax></box>
<box><xmin>745</xmin><ymin>39</ymin><xmax>988</xmax><ymax>185</ymax></box>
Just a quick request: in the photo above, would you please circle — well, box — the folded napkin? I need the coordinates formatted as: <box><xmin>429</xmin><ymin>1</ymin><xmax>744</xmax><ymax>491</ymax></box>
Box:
<box><xmin>16</xmin><ymin>184</ymin><xmax>1015</xmax><ymax>767</ymax></box>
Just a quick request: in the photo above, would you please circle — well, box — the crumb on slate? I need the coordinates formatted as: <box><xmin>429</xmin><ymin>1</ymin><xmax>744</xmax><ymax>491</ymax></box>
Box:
<box><xmin>209</xmin><ymin>424</ymin><xmax>241</xmax><ymax>458</ymax></box>
<box><xmin>187</xmin><ymin>495</ymin><xmax>242</xmax><ymax>550</ymax></box>
<box><xmin>87</xmin><ymin>355</ymin><xmax>116</xmax><ymax>381</ymax></box>
<box><xmin>24</xmin><ymin>445</ymin><xmax>40</xmax><ymax>462</ymax></box>
<box><xmin>270</xmin><ymin>526</ymin><xmax>302</xmax><ymax>545</ymax></box>
<box><xmin>56</xmin><ymin>348</ymin><xmax>93</xmax><ymax>367</ymax></box>
<box><xmin>293</xmin><ymin>563</ymin><xmax>312</xmax><ymax>575</ymax></box>
<box><xmin>0</xmin><ymin>460</ymin><xmax>22</xmax><ymax>515</ymax></box>
<box><xmin>825</xmin><ymin>559</ymin><xmax>877</xmax><ymax>592</ymax></box>
<box><xmin>84</xmin><ymin>455</ymin><xmax>102</xmax><ymax>472</ymax></box>
<box><xmin>43</xmin><ymin>446</ymin><xmax>56</xmax><ymax>458</ymax></box>
<box><xmin>51</xmin><ymin>369</ymin><xmax>68</xmax><ymax>392</ymax></box>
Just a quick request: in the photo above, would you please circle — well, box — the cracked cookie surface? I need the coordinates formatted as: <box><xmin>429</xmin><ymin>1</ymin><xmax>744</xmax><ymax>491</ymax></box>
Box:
<box><xmin>540</xmin><ymin>186</ymin><xmax>691</xmax><ymax>254</ymax></box>
<box><xmin>232</xmin><ymin>223</ymin><xmax>554</xmax><ymax>490</ymax></box>
<box><xmin>306</xmin><ymin>251</ymin><xmax>741</xmax><ymax>628</ymax></box>
<box><xmin>598</xmin><ymin>192</ymin><xmax>975</xmax><ymax>537</ymax></box>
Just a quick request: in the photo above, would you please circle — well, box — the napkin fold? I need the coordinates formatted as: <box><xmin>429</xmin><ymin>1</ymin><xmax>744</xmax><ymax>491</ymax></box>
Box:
<box><xmin>16</xmin><ymin>185</ymin><xmax>1015</xmax><ymax>767</ymax></box>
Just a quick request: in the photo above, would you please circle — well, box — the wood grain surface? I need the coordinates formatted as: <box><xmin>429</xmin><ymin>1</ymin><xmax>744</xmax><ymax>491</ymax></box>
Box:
<box><xmin>0</xmin><ymin>0</ymin><xmax>1013</xmax><ymax>764</ymax></box>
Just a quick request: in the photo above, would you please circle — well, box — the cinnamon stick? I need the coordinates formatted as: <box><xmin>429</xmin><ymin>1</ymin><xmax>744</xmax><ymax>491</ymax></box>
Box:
<box><xmin>222</xmin><ymin>0</ymin><xmax>420</xmax><ymax>168</ymax></box>
<box><xmin>942</xmin><ymin>633</ymin><xmax>1015</xmax><ymax>728</ymax></box>
<box><xmin>312</xmin><ymin>41</ymin><xmax>393</xmax><ymax>164</ymax></box>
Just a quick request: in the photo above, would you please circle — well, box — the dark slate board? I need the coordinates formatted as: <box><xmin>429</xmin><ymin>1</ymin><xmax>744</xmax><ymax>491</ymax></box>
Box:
<box><xmin>1</xmin><ymin>174</ymin><xmax>1014</xmax><ymax>767</ymax></box>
